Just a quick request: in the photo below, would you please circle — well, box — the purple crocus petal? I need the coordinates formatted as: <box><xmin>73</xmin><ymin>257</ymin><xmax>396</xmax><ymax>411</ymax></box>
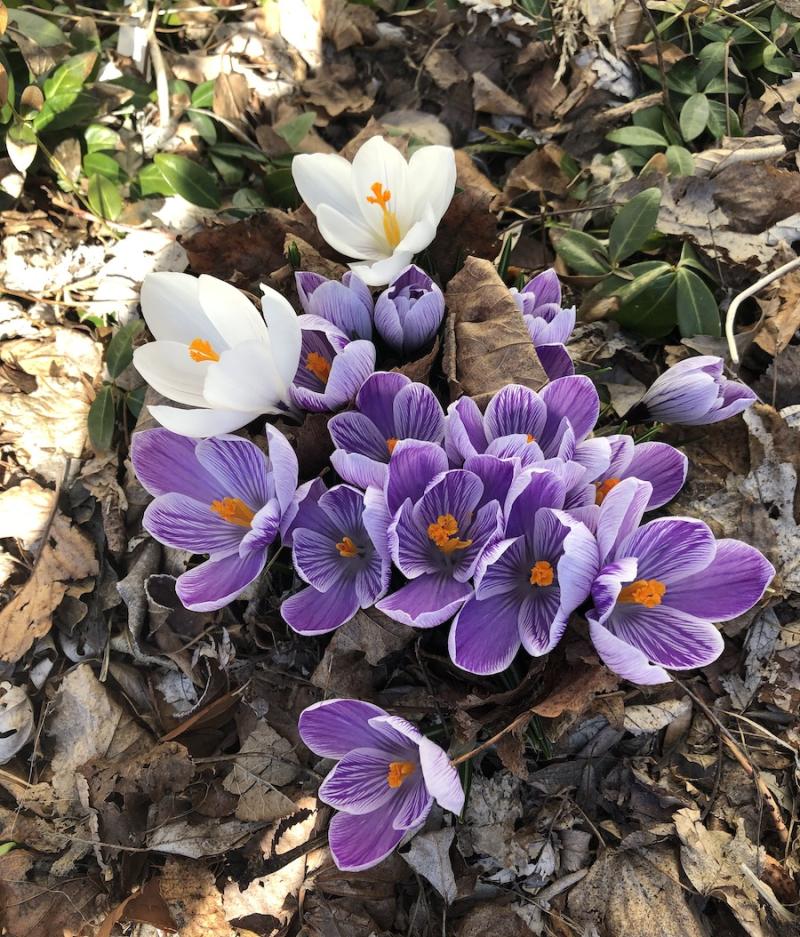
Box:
<box><xmin>484</xmin><ymin>384</ymin><xmax>546</xmax><ymax>441</ymax></box>
<box><xmin>322</xmin><ymin>339</ymin><xmax>376</xmax><ymax>410</ymax></box>
<box><xmin>662</xmin><ymin>539</ymin><xmax>774</xmax><ymax>620</ymax></box>
<box><xmin>588</xmin><ymin>616</ymin><xmax>671</xmax><ymax>685</ymax></box>
<box><xmin>607</xmin><ymin>603</ymin><xmax>725</xmax><ymax>670</ymax></box>
<box><xmin>449</xmin><ymin>591</ymin><xmax>522</xmax><ymax>675</ymax></box>
<box><xmin>195</xmin><ymin>435</ymin><xmax>269</xmax><ymax>510</ymax></box>
<box><xmin>281</xmin><ymin>477</ymin><xmax>329</xmax><ymax>545</ymax></box>
<box><xmin>591</xmin><ymin>557</ymin><xmax>638</xmax><ymax>625</ymax></box>
<box><xmin>445</xmin><ymin>396</ymin><xmax>488</xmax><ymax>464</ymax></box>
<box><xmin>298</xmin><ymin>698</ymin><xmax>394</xmax><ymax>760</ymax></box>
<box><xmin>534</xmin><ymin>342</ymin><xmax>574</xmax><ymax>381</ymax></box>
<box><xmin>619</xmin><ymin>517</ymin><xmax>715</xmax><ymax>582</ymax></box>
<box><xmin>641</xmin><ymin>370</ymin><xmax>719</xmax><ymax>424</ymax></box>
<box><xmin>571</xmin><ymin>438</ymin><xmax>612</xmax><ymax>483</ymax></box>
<box><xmin>131</xmin><ymin>429</ymin><xmax>220</xmax><ymax>501</ymax></box>
<box><xmin>265</xmin><ymin>424</ymin><xmax>299</xmax><ymax>515</ymax></box>
<box><xmin>240</xmin><ymin>499</ymin><xmax>281</xmax><ymax>554</ymax></box>
<box><xmin>463</xmin><ymin>454</ymin><xmax>516</xmax><ymax>509</ymax></box>
<box><xmin>376</xmin><ymin>573</ymin><xmax>471</xmax><ymax>628</ymax></box>
<box><xmin>539</xmin><ymin>375</ymin><xmax>599</xmax><ymax>445</ymax></box>
<box><xmin>596</xmin><ymin>478</ymin><xmax>651</xmax><ymax>564</ymax></box>
<box><xmin>318</xmin><ymin>747</ymin><xmax>396</xmax><ymax>814</ymax></box>
<box><xmin>390</xmin><ymin>499</ymin><xmax>437</xmax><ymax>578</ymax></box>
<box><xmin>623</xmin><ymin>442</ymin><xmax>687</xmax><ymax>509</ymax></box>
<box><xmin>391</xmin><ymin>775</ymin><xmax>434</xmax><ymax>831</ymax></box>
<box><xmin>704</xmin><ymin>380</ymin><xmax>757</xmax><ymax>424</ymax></box>
<box><xmin>505</xmin><ymin>469</ymin><xmax>566</xmax><ymax>538</ymax></box>
<box><xmin>176</xmin><ymin>549</ymin><xmax>266</xmax><ymax>612</ymax></box>
<box><xmin>485</xmin><ymin>434</ymin><xmax>545</xmax><ymax>467</ymax></box>
<box><xmin>290</xmin><ymin>383</ymin><xmax>328</xmax><ymax>413</ymax></box>
<box><xmin>606</xmin><ymin>435</ymin><xmax>634</xmax><ymax>477</ymax></box>
<box><xmin>552</xmin><ymin>511</ymin><xmax>599</xmax><ymax>614</ymax></box>
<box><xmin>373</xmin><ymin>294</ymin><xmax>403</xmax><ymax>350</ymax></box>
<box><xmin>386</xmin><ymin>440</ymin><xmax>448</xmax><ymax>515</ymax></box>
<box><xmin>370</xmin><ymin>713</ymin><xmax>424</xmax><ymax>748</ymax></box>
<box><xmin>331</xmin><ymin>449</ymin><xmax>388</xmax><ymax>490</ymax></box>
<box><xmin>356</xmin><ymin>371</ymin><xmax>410</xmax><ymax>437</ymax></box>
<box><xmin>523</xmin><ymin>268</ymin><xmax>561</xmax><ymax>306</ymax></box>
<box><xmin>400</xmin><ymin>292</ymin><xmax>445</xmax><ymax>353</ymax></box>
<box><xmin>143</xmin><ymin>494</ymin><xmax>244</xmax><ymax>555</ymax></box>
<box><xmin>292</xmin><ymin>528</ymin><xmax>344</xmax><ymax>591</ymax></box>
<box><xmin>454</xmin><ymin>500</ymin><xmax>504</xmax><ymax>581</ymax></box>
<box><xmin>295</xmin><ymin>271</ymin><xmax>327</xmax><ymax>312</ymax></box>
<box><xmin>418</xmin><ymin>737</ymin><xmax>465</xmax><ymax>814</ymax></box>
<box><xmin>327</xmin><ymin>807</ymin><xmax>408</xmax><ymax>872</ymax></box>
<box><xmin>355</xmin><ymin>550</ymin><xmax>390</xmax><ymax>607</ymax></box>
<box><xmin>318</xmin><ymin>484</ymin><xmax>364</xmax><ymax>534</ymax></box>
<box><xmin>414</xmin><ymin>469</ymin><xmax>483</xmax><ymax>532</ymax></box>
<box><xmin>306</xmin><ymin>279</ymin><xmax>374</xmax><ymax>340</ymax></box>
<box><xmin>362</xmin><ymin>485</ymin><xmax>392</xmax><ymax>564</ymax></box>
<box><xmin>474</xmin><ymin>536</ymin><xmax>524</xmax><ymax>598</ymax></box>
<box><xmin>394</xmin><ymin>382</ymin><xmax>445</xmax><ymax>444</ymax></box>
<box><xmin>328</xmin><ymin>411</ymin><xmax>389</xmax><ymax>462</ymax></box>
<box><xmin>281</xmin><ymin>579</ymin><xmax>360</xmax><ymax>635</ymax></box>
<box><xmin>518</xmin><ymin>587</ymin><xmax>562</xmax><ymax>656</ymax></box>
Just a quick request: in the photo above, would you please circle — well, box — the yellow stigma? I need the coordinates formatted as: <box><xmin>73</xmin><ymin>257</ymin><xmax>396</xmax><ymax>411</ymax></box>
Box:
<box><xmin>210</xmin><ymin>497</ymin><xmax>255</xmax><ymax>528</ymax></box>
<box><xmin>595</xmin><ymin>477</ymin><xmax>621</xmax><ymax>505</ymax></box>
<box><xmin>427</xmin><ymin>514</ymin><xmax>473</xmax><ymax>554</ymax></box>
<box><xmin>336</xmin><ymin>536</ymin><xmax>359</xmax><ymax>558</ymax></box>
<box><xmin>387</xmin><ymin>760</ymin><xmax>416</xmax><ymax>788</ymax></box>
<box><xmin>189</xmin><ymin>338</ymin><xmax>220</xmax><ymax>363</ymax></box>
<box><xmin>306</xmin><ymin>351</ymin><xmax>331</xmax><ymax>385</ymax></box>
<box><xmin>366</xmin><ymin>181</ymin><xmax>401</xmax><ymax>249</ymax></box>
<box><xmin>387</xmin><ymin>437</ymin><xmax>399</xmax><ymax>454</ymax></box>
<box><xmin>618</xmin><ymin>579</ymin><xmax>666</xmax><ymax>608</ymax></box>
<box><xmin>529</xmin><ymin>560</ymin><xmax>554</xmax><ymax>587</ymax></box>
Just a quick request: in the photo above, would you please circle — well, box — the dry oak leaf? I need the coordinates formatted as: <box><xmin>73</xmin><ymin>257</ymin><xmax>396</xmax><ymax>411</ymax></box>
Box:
<box><xmin>0</xmin><ymin>509</ymin><xmax>97</xmax><ymax>662</ymax></box>
<box><xmin>223</xmin><ymin>720</ymin><xmax>300</xmax><ymax>822</ymax></box>
<box><xmin>472</xmin><ymin>72</ymin><xmax>527</xmax><ymax>117</ymax></box>
<box><xmin>444</xmin><ymin>256</ymin><xmax>547</xmax><ymax>406</ymax></box>
<box><xmin>160</xmin><ymin>857</ymin><xmax>237</xmax><ymax>937</ymax></box>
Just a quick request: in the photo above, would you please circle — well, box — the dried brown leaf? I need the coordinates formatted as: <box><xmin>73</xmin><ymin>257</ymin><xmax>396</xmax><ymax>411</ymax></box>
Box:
<box><xmin>472</xmin><ymin>72</ymin><xmax>526</xmax><ymax>117</ymax></box>
<box><xmin>402</xmin><ymin>827</ymin><xmax>457</xmax><ymax>904</ymax></box>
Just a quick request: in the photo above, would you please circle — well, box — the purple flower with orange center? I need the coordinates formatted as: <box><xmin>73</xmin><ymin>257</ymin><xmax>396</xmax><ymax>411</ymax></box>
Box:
<box><xmin>290</xmin><ymin>315</ymin><xmax>375</xmax><ymax>412</ymax></box>
<box><xmin>589</xmin><ymin>434</ymin><xmax>687</xmax><ymax>510</ymax></box>
<box><xmin>328</xmin><ymin>371</ymin><xmax>446</xmax><ymax>489</ymax></box>
<box><xmin>299</xmin><ymin>698</ymin><xmax>464</xmax><ymax>871</ymax></box>
<box><xmin>586</xmin><ymin>478</ymin><xmax>775</xmax><ymax>684</ymax></box>
<box><xmin>131</xmin><ymin>425</ymin><xmax>298</xmax><ymax>611</ymax></box>
<box><xmin>295</xmin><ymin>270</ymin><xmax>374</xmax><ymax>340</ymax></box>
<box><xmin>281</xmin><ymin>483</ymin><xmax>390</xmax><ymax>635</ymax></box>
<box><xmin>509</xmin><ymin>269</ymin><xmax>576</xmax><ymax>380</ymax></box>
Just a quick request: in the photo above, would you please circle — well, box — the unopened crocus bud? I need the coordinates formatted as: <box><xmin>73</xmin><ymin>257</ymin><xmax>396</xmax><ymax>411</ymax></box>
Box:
<box><xmin>295</xmin><ymin>270</ymin><xmax>374</xmax><ymax>341</ymax></box>
<box><xmin>509</xmin><ymin>268</ymin><xmax>575</xmax><ymax>380</ymax></box>
<box><xmin>640</xmin><ymin>355</ymin><xmax>757</xmax><ymax>425</ymax></box>
<box><xmin>373</xmin><ymin>265</ymin><xmax>444</xmax><ymax>355</ymax></box>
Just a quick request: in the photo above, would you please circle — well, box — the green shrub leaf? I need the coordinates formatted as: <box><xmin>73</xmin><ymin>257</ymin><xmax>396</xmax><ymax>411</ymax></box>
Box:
<box><xmin>608</xmin><ymin>187</ymin><xmax>662</xmax><ymax>265</ymax></box>
<box><xmin>153</xmin><ymin>153</ymin><xmax>221</xmax><ymax>208</ymax></box>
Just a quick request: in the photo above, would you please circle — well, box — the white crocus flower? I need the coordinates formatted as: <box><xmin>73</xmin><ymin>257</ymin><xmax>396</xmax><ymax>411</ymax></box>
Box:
<box><xmin>132</xmin><ymin>272</ymin><xmax>301</xmax><ymax>437</ymax></box>
<box><xmin>291</xmin><ymin>136</ymin><xmax>457</xmax><ymax>287</ymax></box>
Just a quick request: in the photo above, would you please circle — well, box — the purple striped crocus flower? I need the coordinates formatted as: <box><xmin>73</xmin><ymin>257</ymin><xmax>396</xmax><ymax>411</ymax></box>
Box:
<box><xmin>374</xmin><ymin>265</ymin><xmax>445</xmax><ymax>355</ymax></box>
<box><xmin>295</xmin><ymin>270</ymin><xmax>374</xmax><ymax>341</ymax></box>
<box><xmin>290</xmin><ymin>315</ymin><xmax>375</xmax><ymax>413</ymax></box>
<box><xmin>640</xmin><ymin>355</ymin><xmax>757</xmax><ymax>425</ymax></box>
<box><xmin>586</xmin><ymin>478</ymin><xmax>774</xmax><ymax>684</ymax></box>
<box><xmin>131</xmin><ymin>425</ymin><xmax>298</xmax><ymax>611</ymax></box>
<box><xmin>509</xmin><ymin>268</ymin><xmax>576</xmax><ymax>380</ymax></box>
<box><xmin>281</xmin><ymin>483</ymin><xmax>390</xmax><ymax>635</ymax></box>
<box><xmin>299</xmin><ymin>698</ymin><xmax>464</xmax><ymax>871</ymax></box>
<box><xmin>376</xmin><ymin>468</ymin><xmax>503</xmax><ymax>628</ymax></box>
<box><xmin>328</xmin><ymin>371</ymin><xmax>446</xmax><ymax>489</ymax></box>
<box><xmin>450</xmin><ymin>469</ymin><xmax>598</xmax><ymax>674</ymax></box>
<box><xmin>589</xmin><ymin>434</ymin><xmax>687</xmax><ymax>510</ymax></box>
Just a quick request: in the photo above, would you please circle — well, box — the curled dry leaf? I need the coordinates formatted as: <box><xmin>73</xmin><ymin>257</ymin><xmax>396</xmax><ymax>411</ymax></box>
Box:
<box><xmin>402</xmin><ymin>827</ymin><xmax>458</xmax><ymax>904</ymax></box>
<box><xmin>223</xmin><ymin>720</ymin><xmax>300</xmax><ymax>822</ymax></box>
<box><xmin>0</xmin><ymin>681</ymin><xmax>34</xmax><ymax>764</ymax></box>
<box><xmin>622</xmin><ymin>698</ymin><xmax>692</xmax><ymax>736</ymax></box>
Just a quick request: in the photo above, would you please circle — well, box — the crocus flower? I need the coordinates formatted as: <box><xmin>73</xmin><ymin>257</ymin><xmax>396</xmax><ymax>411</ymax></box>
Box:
<box><xmin>509</xmin><ymin>269</ymin><xmax>576</xmax><ymax>380</ymax></box>
<box><xmin>281</xmin><ymin>484</ymin><xmax>390</xmax><ymax>635</ymax></box>
<box><xmin>586</xmin><ymin>479</ymin><xmax>774</xmax><ymax>684</ymax></box>
<box><xmin>639</xmin><ymin>355</ymin><xmax>757</xmax><ymax>425</ymax></box>
<box><xmin>328</xmin><ymin>371</ymin><xmax>446</xmax><ymax>489</ymax></box>
<box><xmin>131</xmin><ymin>425</ymin><xmax>298</xmax><ymax>611</ymax></box>
<box><xmin>374</xmin><ymin>265</ymin><xmax>445</xmax><ymax>355</ymax></box>
<box><xmin>295</xmin><ymin>270</ymin><xmax>374</xmax><ymax>340</ymax></box>
<box><xmin>376</xmin><ymin>469</ymin><xmax>503</xmax><ymax>628</ymax></box>
<box><xmin>590</xmin><ymin>435</ymin><xmax>687</xmax><ymax>510</ymax></box>
<box><xmin>290</xmin><ymin>315</ymin><xmax>375</xmax><ymax>413</ymax></box>
<box><xmin>299</xmin><ymin>699</ymin><xmax>464</xmax><ymax>871</ymax></box>
<box><xmin>450</xmin><ymin>469</ymin><xmax>598</xmax><ymax>674</ymax></box>
<box><xmin>133</xmin><ymin>272</ymin><xmax>301</xmax><ymax>437</ymax></box>
<box><xmin>291</xmin><ymin>135</ymin><xmax>457</xmax><ymax>286</ymax></box>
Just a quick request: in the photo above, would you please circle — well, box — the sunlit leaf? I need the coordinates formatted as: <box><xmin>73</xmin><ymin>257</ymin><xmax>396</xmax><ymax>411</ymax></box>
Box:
<box><xmin>153</xmin><ymin>153</ymin><xmax>221</xmax><ymax>208</ymax></box>
<box><xmin>87</xmin><ymin>173</ymin><xmax>122</xmax><ymax>220</ymax></box>
<box><xmin>675</xmin><ymin>268</ymin><xmax>721</xmax><ymax>337</ymax></box>
<box><xmin>608</xmin><ymin>188</ymin><xmax>662</xmax><ymax>265</ymax></box>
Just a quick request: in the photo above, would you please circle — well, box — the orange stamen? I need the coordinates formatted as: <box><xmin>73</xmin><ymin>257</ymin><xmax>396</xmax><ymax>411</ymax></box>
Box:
<box><xmin>618</xmin><ymin>579</ymin><xmax>666</xmax><ymax>608</ymax></box>
<box><xmin>427</xmin><ymin>514</ymin><xmax>473</xmax><ymax>554</ymax></box>
<box><xmin>595</xmin><ymin>477</ymin><xmax>621</xmax><ymax>505</ymax></box>
<box><xmin>306</xmin><ymin>352</ymin><xmax>331</xmax><ymax>385</ymax></box>
<box><xmin>387</xmin><ymin>760</ymin><xmax>416</xmax><ymax>788</ymax></box>
<box><xmin>189</xmin><ymin>338</ymin><xmax>220</xmax><ymax>363</ymax></box>
<box><xmin>210</xmin><ymin>497</ymin><xmax>255</xmax><ymax>528</ymax></box>
<box><xmin>526</xmin><ymin>434</ymin><xmax>536</xmax><ymax>443</ymax></box>
<box><xmin>336</xmin><ymin>536</ymin><xmax>359</xmax><ymax>558</ymax></box>
<box><xmin>366</xmin><ymin>181</ymin><xmax>401</xmax><ymax>248</ymax></box>
<box><xmin>529</xmin><ymin>560</ymin><xmax>554</xmax><ymax>587</ymax></box>
<box><xmin>387</xmin><ymin>437</ymin><xmax>399</xmax><ymax>455</ymax></box>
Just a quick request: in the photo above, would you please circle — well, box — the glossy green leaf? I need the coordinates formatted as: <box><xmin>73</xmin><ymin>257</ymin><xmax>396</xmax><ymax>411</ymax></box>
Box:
<box><xmin>106</xmin><ymin>319</ymin><xmax>144</xmax><ymax>378</ymax></box>
<box><xmin>44</xmin><ymin>52</ymin><xmax>97</xmax><ymax>100</ymax></box>
<box><xmin>665</xmin><ymin>145</ymin><xmax>694</xmax><ymax>177</ymax></box>
<box><xmin>88</xmin><ymin>386</ymin><xmax>116</xmax><ymax>451</ymax></box>
<box><xmin>608</xmin><ymin>187</ymin><xmax>662</xmax><ymax>265</ymax></box>
<box><xmin>6</xmin><ymin>10</ymin><xmax>68</xmax><ymax>47</ymax></box>
<box><xmin>675</xmin><ymin>268</ymin><xmax>721</xmax><ymax>337</ymax></box>
<box><xmin>276</xmin><ymin>112</ymin><xmax>316</xmax><ymax>151</ymax></box>
<box><xmin>263</xmin><ymin>167</ymin><xmax>300</xmax><ymax>209</ymax></box>
<box><xmin>191</xmin><ymin>79</ymin><xmax>215</xmax><ymax>108</ymax></box>
<box><xmin>87</xmin><ymin>173</ymin><xmax>122</xmax><ymax>221</ymax></box>
<box><xmin>613</xmin><ymin>270</ymin><xmax>679</xmax><ymax>338</ymax></box>
<box><xmin>33</xmin><ymin>92</ymin><xmax>98</xmax><ymax>132</ymax></box>
<box><xmin>208</xmin><ymin>150</ymin><xmax>243</xmax><ymax>186</ymax></box>
<box><xmin>85</xmin><ymin>123</ymin><xmax>120</xmax><ymax>152</ymax></box>
<box><xmin>210</xmin><ymin>142</ymin><xmax>270</xmax><ymax>163</ymax></box>
<box><xmin>153</xmin><ymin>153</ymin><xmax>221</xmax><ymax>208</ymax></box>
<box><xmin>126</xmin><ymin>385</ymin><xmax>146</xmax><ymax>419</ymax></box>
<box><xmin>231</xmin><ymin>188</ymin><xmax>267</xmax><ymax>214</ymax></box>
<box><xmin>606</xmin><ymin>126</ymin><xmax>668</xmax><ymax>148</ymax></box>
<box><xmin>189</xmin><ymin>110</ymin><xmax>217</xmax><ymax>145</ymax></box>
<box><xmin>679</xmin><ymin>93</ymin><xmax>710</xmax><ymax>142</ymax></box>
<box><xmin>83</xmin><ymin>152</ymin><xmax>123</xmax><ymax>182</ymax></box>
<box><xmin>553</xmin><ymin>229</ymin><xmax>609</xmax><ymax>275</ymax></box>
<box><xmin>137</xmin><ymin>162</ymin><xmax>175</xmax><ymax>197</ymax></box>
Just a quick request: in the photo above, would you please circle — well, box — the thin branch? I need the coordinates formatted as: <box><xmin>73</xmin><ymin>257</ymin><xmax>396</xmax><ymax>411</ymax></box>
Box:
<box><xmin>636</xmin><ymin>0</ymin><xmax>679</xmax><ymax>128</ymax></box>
<box><xmin>451</xmin><ymin>706</ymin><xmax>535</xmax><ymax>766</ymax></box>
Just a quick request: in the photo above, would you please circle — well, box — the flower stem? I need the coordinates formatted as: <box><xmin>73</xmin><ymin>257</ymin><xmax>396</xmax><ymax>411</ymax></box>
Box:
<box><xmin>450</xmin><ymin>706</ymin><xmax>536</xmax><ymax>766</ymax></box>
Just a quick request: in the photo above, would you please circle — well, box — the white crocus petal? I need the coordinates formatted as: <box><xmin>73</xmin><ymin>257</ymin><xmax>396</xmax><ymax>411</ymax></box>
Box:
<box><xmin>349</xmin><ymin>251</ymin><xmax>415</xmax><ymax>287</ymax></box>
<box><xmin>140</xmin><ymin>272</ymin><xmax>227</xmax><ymax>348</ymax></box>
<box><xmin>133</xmin><ymin>342</ymin><xmax>209</xmax><ymax>407</ymax></box>
<box><xmin>203</xmin><ymin>343</ymin><xmax>288</xmax><ymax>412</ymax></box>
<box><xmin>291</xmin><ymin>152</ymin><xmax>359</xmax><ymax>216</ymax></box>
<box><xmin>196</xmin><ymin>275</ymin><xmax>270</xmax><ymax>347</ymax></box>
<box><xmin>394</xmin><ymin>210</ymin><xmax>437</xmax><ymax>254</ymax></box>
<box><xmin>260</xmin><ymin>285</ymin><xmax>303</xmax><ymax>389</ymax></box>
<box><xmin>148</xmin><ymin>404</ymin><xmax>261</xmax><ymax>438</ymax></box>
<box><xmin>351</xmin><ymin>135</ymin><xmax>412</xmax><ymax>237</ymax></box>
<box><xmin>316</xmin><ymin>204</ymin><xmax>387</xmax><ymax>260</ymax></box>
<box><xmin>408</xmin><ymin>145</ymin><xmax>457</xmax><ymax>225</ymax></box>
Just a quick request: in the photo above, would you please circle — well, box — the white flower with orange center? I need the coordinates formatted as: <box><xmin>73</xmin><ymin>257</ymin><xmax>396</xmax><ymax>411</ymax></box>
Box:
<box><xmin>132</xmin><ymin>272</ymin><xmax>301</xmax><ymax>437</ymax></box>
<box><xmin>291</xmin><ymin>135</ymin><xmax>457</xmax><ymax>287</ymax></box>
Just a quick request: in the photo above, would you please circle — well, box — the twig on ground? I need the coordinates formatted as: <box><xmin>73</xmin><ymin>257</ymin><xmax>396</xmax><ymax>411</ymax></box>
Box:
<box><xmin>635</xmin><ymin>0</ymin><xmax>679</xmax><ymax>128</ymax></box>
<box><xmin>451</xmin><ymin>706</ymin><xmax>535</xmax><ymax>766</ymax></box>
<box><xmin>146</xmin><ymin>2</ymin><xmax>170</xmax><ymax>127</ymax></box>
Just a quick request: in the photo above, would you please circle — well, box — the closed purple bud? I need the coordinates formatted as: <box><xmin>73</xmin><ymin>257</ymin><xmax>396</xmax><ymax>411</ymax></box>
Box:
<box><xmin>509</xmin><ymin>268</ymin><xmax>575</xmax><ymax>381</ymax></box>
<box><xmin>295</xmin><ymin>270</ymin><xmax>374</xmax><ymax>341</ymax></box>
<box><xmin>374</xmin><ymin>264</ymin><xmax>445</xmax><ymax>355</ymax></box>
<box><xmin>640</xmin><ymin>355</ymin><xmax>757</xmax><ymax>425</ymax></box>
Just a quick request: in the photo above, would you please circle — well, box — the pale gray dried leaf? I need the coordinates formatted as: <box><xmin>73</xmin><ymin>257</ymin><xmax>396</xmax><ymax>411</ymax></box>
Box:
<box><xmin>623</xmin><ymin>698</ymin><xmax>692</xmax><ymax>736</ymax></box>
<box><xmin>0</xmin><ymin>479</ymin><xmax>54</xmax><ymax>550</ymax></box>
<box><xmin>402</xmin><ymin>827</ymin><xmax>457</xmax><ymax>904</ymax></box>
<box><xmin>147</xmin><ymin>816</ymin><xmax>256</xmax><ymax>858</ymax></box>
<box><xmin>223</xmin><ymin>720</ymin><xmax>299</xmax><ymax>822</ymax></box>
<box><xmin>720</xmin><ymin>608</ymin><xmax>782</xmax><ymax>710</ymax></box>
<box><xmin>0</xmin><ymin>682</ymin><xmax>34</xmax><ymax>764</ymax></box>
